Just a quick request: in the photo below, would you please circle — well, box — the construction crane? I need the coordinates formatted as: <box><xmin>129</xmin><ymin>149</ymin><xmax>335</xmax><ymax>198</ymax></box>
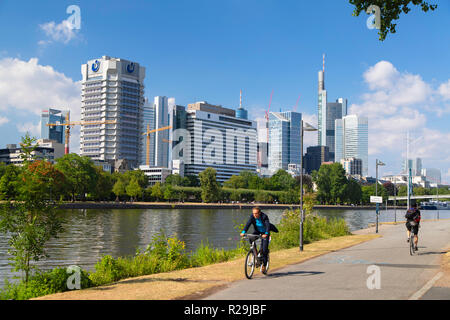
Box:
<box><xmin>46</xmin><ymin>111</ymin><xmax>117</xmax><ymax>154</ymax></box>
<box><xmin>142</xmin><ymin>125</ymin><xmax>172</xmax><ymax>166</ymax></box>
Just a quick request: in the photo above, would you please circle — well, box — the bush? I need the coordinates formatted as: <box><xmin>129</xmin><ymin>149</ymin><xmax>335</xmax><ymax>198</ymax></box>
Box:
<box><xmin>270</xmin><ymin>209</ymin><xmax>350</xmax><ymax>250</ymax></box>
<box><xmin>0</xmin><ymin>267</ymin><xmax>92</xmax><ymax>300</ymax></box>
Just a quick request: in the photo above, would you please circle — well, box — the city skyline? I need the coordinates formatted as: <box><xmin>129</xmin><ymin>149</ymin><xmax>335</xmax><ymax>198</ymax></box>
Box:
<box><xmin>0</xmin><ymin>1</ymin><xmax>449</xmax><ymax>182</ymax></box>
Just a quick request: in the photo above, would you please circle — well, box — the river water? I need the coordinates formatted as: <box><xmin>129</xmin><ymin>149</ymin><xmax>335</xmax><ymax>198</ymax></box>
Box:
<box><xmin>0</xmin><ymin>207</ymin><xmax>448</xmax><ymax>287</ymax></box>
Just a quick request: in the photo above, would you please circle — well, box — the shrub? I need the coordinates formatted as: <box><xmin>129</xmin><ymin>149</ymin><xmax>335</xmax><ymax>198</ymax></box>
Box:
<box><xmin>0</xmin><ymin>267</ymin><xmax>92</xmax><ymax>300</ymax></box>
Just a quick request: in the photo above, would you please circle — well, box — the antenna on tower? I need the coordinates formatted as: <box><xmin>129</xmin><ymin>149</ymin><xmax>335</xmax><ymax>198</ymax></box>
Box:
<box><xmin>240</xmin><ymin>89</ymin><xmax>242</xmax><ymax>109</ymax></box>
<box><xmin>323</xmin><ymin>53</ymin><xmax>325</xmax><ymax>73</ymax></box>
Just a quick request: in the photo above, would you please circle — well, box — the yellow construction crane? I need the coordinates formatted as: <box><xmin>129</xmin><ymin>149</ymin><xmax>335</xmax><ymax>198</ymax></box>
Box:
<box><xmin>46</xmin><ymin>111</ymin><xmax>117</xmax><ymax>154</ymax></box>
<box><xmin>142</xmin><ymin>125</ymin><xmax>172</xmax><ymax>166</ymax></box>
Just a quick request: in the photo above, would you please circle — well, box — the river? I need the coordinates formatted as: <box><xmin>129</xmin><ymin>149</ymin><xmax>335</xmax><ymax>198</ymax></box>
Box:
<box><xmin>0</xmin><ymin>207</ymin><xmax>448</xmax><ymax>287</ymax></box>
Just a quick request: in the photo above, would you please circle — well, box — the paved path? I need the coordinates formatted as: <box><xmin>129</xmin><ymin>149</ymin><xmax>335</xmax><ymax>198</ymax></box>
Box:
<box><xmin>204</xmin><ymin>219</ymin><xmax>450</xmax><ymax>300</ymax></box>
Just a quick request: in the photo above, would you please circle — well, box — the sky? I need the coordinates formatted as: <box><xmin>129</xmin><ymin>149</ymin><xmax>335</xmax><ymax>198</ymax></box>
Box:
<box><xmin>0</xmin><ymin>0</ymin><xmax>449</xmax><ymax>182</ymax></box>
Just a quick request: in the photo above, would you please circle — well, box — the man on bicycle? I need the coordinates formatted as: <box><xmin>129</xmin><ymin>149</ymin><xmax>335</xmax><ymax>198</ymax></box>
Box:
<box><xmin>405</xmin><ymin>202</ymin><xmax>421</xmax><ymax>251</ymax></box>
<box><xmin>240</xmin><ymin>207</ymin><xmax>271</xmax><ymax>273</ymax></box>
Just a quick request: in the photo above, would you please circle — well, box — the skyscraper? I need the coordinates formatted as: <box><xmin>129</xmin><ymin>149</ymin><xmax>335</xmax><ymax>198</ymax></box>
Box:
<box><xmin>80</xmin><ymin>56</ymin><xmax>145</xmax><ymax>168</ymax></box>
<box><xmin>41</xmin><ymin>108</ymin><xmax>66</xmax><ymax>144</ymax></box>
<box><xmin>335</xmin><ymin>115</ymin><xmax>368</xmax><ymax>176</ymax></box>
<box><xmin>304</xmin><ymin>145</ymin><xmax>329</xmax><ymax>174</ymax></box>
<box><xmin>141</xmin><ymin>97</ymin><xmax>155</xmax><ymax>166</ymax></box>
<box><xmin>268</xmin><ymin>111</ymin><xmax>302</xmax><ymax>174</ymax></box>
<box><xmin>317</xmin><ymin>55</ymin><xmax>347</xmax><ymax>161</ymax></box>
<box><xmin>154</xmin><ymin>96</ymin><xmax>170</xmax><ymax>168</ymax></box>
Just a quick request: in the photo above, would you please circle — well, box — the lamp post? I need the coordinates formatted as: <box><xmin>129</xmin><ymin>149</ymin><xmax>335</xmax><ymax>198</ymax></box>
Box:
<box><xmin>375</xmin><ymin>159</ymin><xmax>385</xmax><ymax>233</ymax></box>
<box><xmin>300</xmin><ymin>120</ymin><xmax>317</xmax><ymax>251</ymax></box>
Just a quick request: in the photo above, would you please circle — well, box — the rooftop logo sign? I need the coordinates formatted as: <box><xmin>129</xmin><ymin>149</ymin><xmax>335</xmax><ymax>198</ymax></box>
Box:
<box><xmin>92</xmin><ymin>60</ymin><xmax>100</xmax><ymax>72</ymax></box>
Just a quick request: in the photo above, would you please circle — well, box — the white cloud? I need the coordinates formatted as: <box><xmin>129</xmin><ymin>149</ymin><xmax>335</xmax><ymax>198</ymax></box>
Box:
<box><xmin>0</xmin><ymin>57</ymin><xmax>81</xmax><ymax>152</ymax></box>
<box><xmin>39</xmin><ymin>19</ymin><xmax>79</xmax><ymax>45</ymax></box>
<box><xmin>17</xmin><ymin>121</ymin><xmax>40</xmax><ymax>136</ymax></box>
<box><xmin>0</xmin><ymin>116</ymin><xmax>9</xmax><ymax>126</ymax></box>
<box><xmin>351</xmin><ymin>61</ymin><xmax>450</xmax><ymax>178</ymax></box>
<box><xmin>438</xmin><ymin>80</ymin><xmax>450</xmax><ymax>100</ymax></box>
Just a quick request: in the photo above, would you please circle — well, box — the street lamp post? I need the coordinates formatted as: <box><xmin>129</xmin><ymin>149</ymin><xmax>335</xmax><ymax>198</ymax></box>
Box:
<box><xmin>300</xmin><ymin>120</ymin><xmax>317</xmax><ymax>251</ymax></box>
<box><xmin>375</xmin><ymin>159</ymin><xmax>385</xmax><ymax>233</ymax></box>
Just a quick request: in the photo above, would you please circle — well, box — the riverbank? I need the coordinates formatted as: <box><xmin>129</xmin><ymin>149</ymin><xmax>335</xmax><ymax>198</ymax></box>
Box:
<box><xmin>34</xmin><ymin>232</ymin><xmax>381</xmax><ymax>300</ymax></box>
<box><xmin>57</xmin><ymin>201</ymin><xmax>406</xmax><ymax>210</ymax></box>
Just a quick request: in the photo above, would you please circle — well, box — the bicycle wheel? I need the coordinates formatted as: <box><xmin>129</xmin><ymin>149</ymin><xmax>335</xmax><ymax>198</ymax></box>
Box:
<box><xmin>245</xmin><ymin>250</ymin><xmax>256</xmax><ymax>279</ymax></box>
<box><xmin>409</xmin><ymin>233</ymin><xmax>415</xmax><ymax>256</ymax></box>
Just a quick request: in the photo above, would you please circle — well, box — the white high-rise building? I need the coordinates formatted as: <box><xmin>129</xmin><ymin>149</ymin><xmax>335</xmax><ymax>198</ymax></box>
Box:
<box><xmin>173</xmin><ymin>101</ymin><xmax>257</xmax><ymax>182</ymax></box>
<box><xmin>80</xmin><ymin>56</ymin><xmax>145</xmax><ymax>168</ymax></box>
<box><xmin>335</xmin><ymin>114</ymin><xmax>368</xmax><ymax>176</ymax></box>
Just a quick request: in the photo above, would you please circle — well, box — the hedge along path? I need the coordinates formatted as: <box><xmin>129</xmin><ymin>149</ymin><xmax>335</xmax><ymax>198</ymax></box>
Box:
<box><xmin>34</xmin><ymin>233</ymin><xmax>380</xmax><ymax>300</ymax></box>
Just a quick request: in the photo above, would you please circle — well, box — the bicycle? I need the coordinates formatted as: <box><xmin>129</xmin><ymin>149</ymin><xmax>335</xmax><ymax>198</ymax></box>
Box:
<box><xmin>242</xmin><ymin>234</ymin><xmax>270</xmax><ymax>279</ymax></box>
<box><xmin>408</xmin><ymin>221</ymin><xmax>418</xmax><ymax>256</ymax></box>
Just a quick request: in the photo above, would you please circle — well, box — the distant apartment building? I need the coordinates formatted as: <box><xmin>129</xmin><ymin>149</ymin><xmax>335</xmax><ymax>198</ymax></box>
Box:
<box><xmin>402</xmin><ymin>158</ymin><xmax>422</xmax><ymax>176</ymax></box>
<box><xmin>421</xmin><ymin>168</ymin><xmax>441</xmax><ymax>185</ymax></box>
<box><xmin>335</xmin><ymin>114</ymin><xmax>368</xmax><ymax>177</ymax></box>
<box><xmin>340</xmin><ymin>157</ymin><xmax>363</xmax><ymax>176</ymax></box>
<box><xmin>304</xmin><ymin>145</ymin><xmax>330</xmax><ymax>174</ymax></box>
<box><xmin>170</xmin><ymin>101</ymin><xmax>257</xmax><ymax>183</ymax></box>
<box><xmin>41</xmin><ymin>109</ymin><xmax>66</xmax><ymax>144</ymax></box>
<box><xmin>0</xmin><ymin>139</ymin><xmax>64</xmax><ymax>165</ymax></box>
<box><xmin>268</xmin><ymin>111</ymin><xmax>302</xmax><ymax>174</ymax></box>
<box><xmin>80</xmin><ymin>56</ymin><xmax>145</xmax><ymax>168</ymax></box>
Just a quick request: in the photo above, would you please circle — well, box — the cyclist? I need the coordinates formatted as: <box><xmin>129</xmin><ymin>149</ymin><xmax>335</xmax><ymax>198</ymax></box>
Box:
<box><xmin>405</xmin><ymin>202</ymin><xmax>421</xmax><ymax>251</ymax></box>
<box><xmin>240</xmin><ymin>207</ymin><xmax>271</xmax><ymax>273</ymax></box>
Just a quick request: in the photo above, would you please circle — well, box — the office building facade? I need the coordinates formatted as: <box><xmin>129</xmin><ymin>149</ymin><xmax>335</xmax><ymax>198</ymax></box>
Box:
<box><xmin>173</xmin><ymin>102</ymin><xmax>257</xmax><ymax>182</ymax></box>
<box><xmin>268</xmin><ymin>111</ymin><xmax>302</xmax><ymax>174</ymax></box>
<box><xmin>335</xmin><ymin>114</ymin><xmax>368</xmax><ymax>176</ymax></box>
<box><xmin>340</xmin><ymin>157</ymin><xmax>363</xmax><ymax>176</ymax></box>
<box><xmin>304</xmin><ymin>145</ymin><xmax>330</xmax><ymax>174</ymax></box>
<box><xmin>80</xmin><ymin>56</ymin><xmax>145</xmax><ymax>168</ymax></box>
<box><xmin>41</xmin><ymin>109</ymin><xmax>66</xmax><ymax>144</ymax></box>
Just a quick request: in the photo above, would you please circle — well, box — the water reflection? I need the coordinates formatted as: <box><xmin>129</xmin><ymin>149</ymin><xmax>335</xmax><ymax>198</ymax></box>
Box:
<box><xmin>0</xmin><ymin>207</ymin><xmax>448</xmax><ymax>287</ymax></box>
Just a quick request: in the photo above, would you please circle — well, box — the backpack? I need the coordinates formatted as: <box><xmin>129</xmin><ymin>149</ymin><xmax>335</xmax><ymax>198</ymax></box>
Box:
<box><xmin>269</xmin><ymin>223</ymin><xmax>279</xmax><ymax>233</ymax></box>
<box><xmin>405</xmin><ymin>208</ymin><xmax>419</xmax><ymax>221</ymax></box>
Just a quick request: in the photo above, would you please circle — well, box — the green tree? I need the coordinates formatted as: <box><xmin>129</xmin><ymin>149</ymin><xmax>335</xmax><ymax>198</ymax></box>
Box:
<box><xmin>0</xmin><ymin>139</ymin><xmax>65</xmax><ymax>284</ymax></box>
<box><xmin>112</xmin><ymin>179</ymin><xmax>126</xmax><ymax>201</ymax></box>
<box><xmin>346</xmin><ymin>179</ymin><xmax>362</xmax><ymax>204</ymax></box>
<box><xmin>55</xmin><ymin>154</ymin><xmax>98</xmax><ymax>201</ymax></box>
<box><xmin>0</xmin><ymin>165</ymin><xmax>22</xmax><ymax>200</ymax></box>
<box><xmin>268</xmin><ymin>169</ymin><xmax>296</xmax><ymax>191</ymax></box>
<box><xmin>312</xmin><ymin>163</ymin><xmax>349</xmax><ymax>204</ymax></box>
<box><xmin>223</xmin><ymin>175</ymin><xmax>246</xmax><ymax>189</ymax></box>
<box><xmin>91</xmin><ymin>167</ymin><xmax>114</xmax><ymax>201</ymax></box>
<box><xmin>126</xmin><ymin>177</ymin><xmax>142</xmax><ymax>202</ymax></box>
<box><xmin>199</xmin><ymin>168</ymin><xmax>221</xmax><ymax>203</ymax></box>
<box><xmin>184</xmin><ymin>175</ymin><xmax>200</xmax><ymax>187</ymax></box>
<box><xmin>151</xmin><ymin>182</ymin><xmax>164</xmax><ymax>201</ymax></box>
<box><xmin>349</xmin><ymin>0</ymin><xmax>438</xmax><ymax>41</ymax></box>
<box><xmin>165</xmin><ymin>174</ymin><xmax>184</xmax><ymax>186</ymax></box>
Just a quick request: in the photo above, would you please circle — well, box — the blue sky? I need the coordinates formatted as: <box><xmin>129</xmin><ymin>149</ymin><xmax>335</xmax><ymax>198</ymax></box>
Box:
<box><xmin>0</xmin><ymin>0</ymin><xmax>449</xmax><ymax>182</ymax></box>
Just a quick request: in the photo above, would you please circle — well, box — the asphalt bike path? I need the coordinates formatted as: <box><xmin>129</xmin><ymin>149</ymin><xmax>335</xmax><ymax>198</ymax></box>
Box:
<box><xmin>204</xmin><ymin>219</ymin><xmax>450</xmax><ymax>300</ymax></box>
